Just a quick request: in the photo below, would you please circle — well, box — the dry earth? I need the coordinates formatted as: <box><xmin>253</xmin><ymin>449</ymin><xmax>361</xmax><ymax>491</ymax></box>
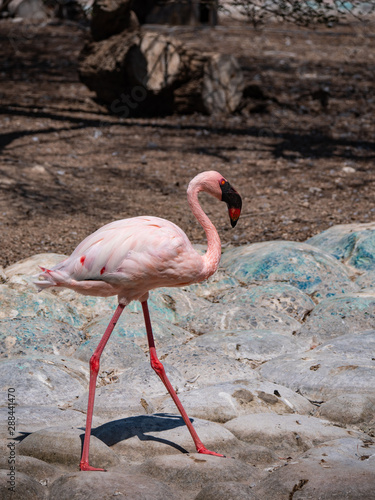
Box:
<box><xmin>0</xmin><ymin>18</ymin><xmax>374</xmax><ymax>267</ymax></box>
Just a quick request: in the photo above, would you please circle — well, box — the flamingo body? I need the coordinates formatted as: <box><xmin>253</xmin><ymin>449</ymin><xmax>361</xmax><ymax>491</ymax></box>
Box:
<box><xmin>37</xmin><ymin>216</ymin><xmax>206</xmax><ymax>304</ymax></box>
<box><xmin>34</xmin><ymin>170</ymin><xmax>242</xmax><ymax>470</ymax></box>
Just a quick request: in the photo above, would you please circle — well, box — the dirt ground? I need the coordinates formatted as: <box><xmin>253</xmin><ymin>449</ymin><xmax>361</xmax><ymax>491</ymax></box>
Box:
<box><xmin>0</xmin><ymin>18</ymin><xmax>374</xmax><ymax>268</ymax></box>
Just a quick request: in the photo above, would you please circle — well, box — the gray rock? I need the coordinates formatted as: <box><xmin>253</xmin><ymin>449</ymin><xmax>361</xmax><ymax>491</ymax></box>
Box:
<box><xmin>140</xmin><ymin>453</ymin><xmax>262</xmax><ymax>492</ymax></box>
<box><xmin>0</xmin><ymin>405</ymin><xmax>104</xmax><ymax>435</ymax></box>
<box><xmin>224</xmin><ymin>413</ymin><xmax>357</xmax><ymax>456</ymax></box>
<box><xmin>0</xmin><ymin>317</ymin><xmax>85</xmax><ymax>359</ymax></box>
<box><xmin>221</xmin><ymin>241</ymin><xmax>357</xmax><ymax>300</ymax></box>
<box><xmin>258</xmin><ymin>331</ymin><xmax>375</xmax><ymax>402</ymax></box>
<box><xmin>179</xmin><ymin>301</ymin><xmax>300</xmax><ymax>335</ymax></box>
<box><xmin>0</xmin><ymin>356</ymin><xmax>88</xmax><ymax>406</ymax></box>
<box><xmin>184</xmin><ymin>269</ymin><xmax>240</xmax><ymax>299</ymax></box>
<box><xmin>159</xmin><ymin>380</ymin><xmax>313</xmax><ymax>423</ymax></box>
<box><xmin>73</xmin><ymin>334</ymin><xmax>146</xmax><ymax>372</ymax></box>
<box><xmin>93</xmin><ymin>415</ymin><xmax>239</xmax><ymax>459</ymax></box>
<box><xmin>298</xmin><ymin>292</ymin><xmax>375</xmax><ymax>343</ymax></box>
<box><xmin>0</xmin><ymin>285</ymin><xmax>86</xmax><ymax>327</ymax></box>
<box><xmin>195</xmin><ymin>481</ymin><xmax>256</xmax><ymax>500</ymax></box>
<box><xmin>74</xmin><ymin>382</ymin><xmax>154</xmax><ymax>420</ymax></box>
<box><xmin>0</xmin><ymin>469</ymin><xmax>47</xmax><ymax>500</ymax></box>
<box><xmin>307</xmin><ymin>222</ymin><xmax>375</xmax><ymax>271</ymax></box>
<box><xmin>157</xmin><ymin>341</ymin><xmax>260</xmax><ymax>388</ymax></box>
<box><xmin>0</xmin><ymin>455</ymin><xmax>61</xmax><ymax>487</ymax></box>
<box><xmin>217</xmin><ymin>283</ymin><xmax>315</xmax><ymax>322</ymax></box>
<box><xmin>18</xmin><ymin>426</ymin><xmax>120</xmax><ymax>469</ymax></box>
<box><xmin>317</xmin><ymin>393</ymin><xmax>375</xmax><ymax>425</ymax></box>
<box><xmin>84</xmin><ymin>309</ymin><xmax>192</xmax><ymax>350</ymax></box>
<box><xmin>252</xmin><ymin>437</ymin><xmax>375</xmax><ymax>499</ymax></box>
<box><xmin>189</xmin><ymin>329</ymin><xmax>307</xmax><ymax>365</ymax></box>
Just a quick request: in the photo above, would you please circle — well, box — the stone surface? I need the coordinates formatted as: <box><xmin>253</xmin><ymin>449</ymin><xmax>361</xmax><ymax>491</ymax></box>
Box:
<box><xmin>18</xmin><ymin>426</ymin><xmax>120</xmax><ymax>469</ymax></box>
<box><xmin>159</xmin><ymin>380</ymin><xmax>313</xmax><ymax>423</ymax></box>
<box><xmin>140</xmin><ymin>452</ymin><xmax>262</xmax><ymax>491</ymax></box>
<box><xmin>297</xmin><ymin>292</ymin><xmax>375</xmax><ymax>343</ymax></box>
<box><xmin>307</xmin><ymin>222</ymin><xmax>375</xmax><ymax>270</ymax></box>
<box><xmin>195</xmin><ymin>481</ymin><xmax>256</xmax><ymax>500</ymax></box>
<box><xmin>317</xmin><ymin>393</ymin><xmax>375</xmax><ymax>425</ymax></box>
<box><xmin>49</xmin><ymin>469</ymin><xmax>177</xmax><ymax>500</ymax></box>
<box><xmin>252</xmin><ymin>438</ymin><xmax>375</xmax><ymax>500</ymax></box>
<box><xmin>92</xmin><ymin>415</ymin><xmax>240</xmax><ymax>458</ymax></box>
<box><xmin>221</xmin><ymin>241</ymin><xmax>357</xmax><ymax>300</ymax></box>
<box><xmin>0</xmin><ymin>469</ymin><xmax>48</xmax><ymax>500</ymax></box>
<box><xmin>217</xmin><ymin>283</ymin><xmax>315</xmax><ymax>321</ymax></box>
<box><xmin>0</xmin><ymin>356</ymin><xmax>88</xmax><ymax>406</ymax></box>
<box><xmin>179</xmin><ymin>300</ymin><xmax>300</xmax><ymax>335</ymax></box>
<box><xmin>224</xmin><ymin>413</ymin><xmax>357</xmax><ymax>456</ymax></box>
<box><xmin>0</xmin><ymin>455</ymin><xmax>61</xmax><ymax>487</ymax></box>
<box><xmin>157</xmin><ymin>341</ymin><xmax>260</xmax><ymax>388</ymax></box>
<box><xmin>0</xmin><ymin>317</ymin><xmax>84</xmax><ymax>358</ymax></box>
<box><xmin>258</xmin><ymin>331</ymin><xmax>375</xmax><ymax>402</ymax></box>
<box><xmin>189</xmin><ymin>329</ymin><xmax>307</xmax><ymax>365</ymax></box>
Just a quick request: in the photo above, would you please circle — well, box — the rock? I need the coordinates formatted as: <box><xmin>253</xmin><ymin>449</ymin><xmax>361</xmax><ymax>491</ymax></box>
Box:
<box><xmin>251</xmin><ymin>438</ymin><xmax>375</xmax><ymax>500</ymax></box>
<box><xmin>92</xmin><ymin>415</ymin><xmax>240</xmax><ymax>459</ymax></box>
<box><xmin>159</xmin><ymin>380</ymin><xmax>313</xmax><ymax>423</ymax></box>
<box><xmin>0</xmin><ymin>405</ymin><xmax>104</xmax><ymax>435</ymax></box>
<box><xmin>0</xmin><ymin>469</ymin><xmax>47</xmax><ymax>500</ymax></box>
<box><xmin>0</xmin><ymin>455</ymin><xmax>61</xmax><ymax>487</ymax></box>
<box><xmin>73</xmin><ymin>334</ymin><xmax>146</xmax><ymax>372</ymax></box>
<box><xmin>217</xmin><ymin>283</ymin><xmax>315</xmax><ymax>322</ymax></box>
<box><xmin>179</xmin><ymin>301</ymin><xmax>300</xmax><ymax>335</ymax></box>
<box><xmin>307</xmin><ymin>222</ymin><xmax>375</xmax><ymax>271</ymax></box>
<box><xmin>49</xmin><ymin>470</ymin><xmax>177</xmax><ymax>500</ymax></box>
<box><xmin>74</xmin><ymin>382</ymin><xmax>154</xmax><ymax>420</ymax></box>
<box><xmin>195</xmin><ymin>481</ymin><xmax>256</xmax><ymax>500</ymax></box>
<box><xmin>0</xmin><ymin>285</ymin><xmax>86</xmax><ymax>327</ymax></box>
<box><xmin>317</xmin><ymin>393</ymin><xmax>375</xmax><ymax>425</ymax></box>
<box><xmin>140</xmin><ymin>453</ymin><xmax>262</xmax><ymax>492</ymax></box>
<box><xmin>189</xmin><ymin>329</ymin><xmax>307</xmax><ymax>365</ymax></box>
<box><xmin>185</xmin><ymin>269</ymin><xmax>240</xmax><ymax>299</ymax></box>
<box><xmin>0</xmin><ymin>356</ymin><xmax>88</xmax><ymax>406</ymax></box>
<box><xmin>221</xmin><ymin>241</ymin><xmax>357</xmax><ymax>300</ymax></box>
<box><xmin>18</xmin><ymin>426</ymin><xmax>120</xmax><ymax>469</ymax></box>
<box><xmin>84</xmin><ymin>309</ymin><xmax>192</xmax><ymax>350</ymax></box>
<box><xmin>224</xmin><ymin>413</ymin><xmax>358</xmax><ymax>457</ymax></box>
<box><xmin>258</xmin><ymin>331</ymin><xmax>375</xmax><ymax>402</ymax></box>
<box><xmin>157</xmin><ymin>341</ymin><xmax>260</xmax><ymax>388</ymax></box>
<box><xmin>0</xmin><ymin>317</ymin><xmax>84</xmax><ymax>358</ymax></box>
<box><xmin>297</xmin><ymin>292</ymin><xmax>375</xmax><ymax>343</ymax></box>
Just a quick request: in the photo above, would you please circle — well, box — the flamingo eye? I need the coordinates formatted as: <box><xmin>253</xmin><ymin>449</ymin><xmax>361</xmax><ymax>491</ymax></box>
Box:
<box><xmin>220</xmin><ymin>179</ymin><xmax>226</xmax><ymax>186</ymax></box>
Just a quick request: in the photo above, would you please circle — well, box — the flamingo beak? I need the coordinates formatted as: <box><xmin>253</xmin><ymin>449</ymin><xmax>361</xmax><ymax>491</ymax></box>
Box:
<box><xmin>220</xmin><ymin>182</ymin><xmax>242</xmax><ymax>228</ymax></box>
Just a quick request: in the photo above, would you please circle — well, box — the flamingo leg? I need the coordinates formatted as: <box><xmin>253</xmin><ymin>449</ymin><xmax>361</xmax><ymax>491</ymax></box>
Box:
<box><xmin>141</xmin><ymin>300</ymin><xmax>225</xmax><ymax>457</ymax></box>
<box><xmin>80</xmin><ymin>303</ymin><xmax>126</xmax><ymax>471</ymax></box>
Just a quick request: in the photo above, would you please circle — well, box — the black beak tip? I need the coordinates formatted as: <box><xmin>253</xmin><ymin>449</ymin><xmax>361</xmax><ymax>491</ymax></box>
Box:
<box><xmin>231</xmin><ymin>219</ymin><xmax>238</xmax><ymax>228</ymax></box>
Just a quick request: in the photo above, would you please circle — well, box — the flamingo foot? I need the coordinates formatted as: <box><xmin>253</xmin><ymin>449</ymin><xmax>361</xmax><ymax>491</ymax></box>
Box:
<box><xmin>80</xmin><ymin>461</ymin><xmax>106</xmax><ymax>472</ymax></box>
<box><xmin>197</xmin><ymin>446</ymin><xmax>226</xmax><ymax>458</ymax></box>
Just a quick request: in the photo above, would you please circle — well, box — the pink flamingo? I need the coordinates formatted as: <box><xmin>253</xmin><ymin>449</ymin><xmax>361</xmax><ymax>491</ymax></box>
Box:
<box><xmin>35</xmin><ymin>170</ymin><xmax>242</xmax><ymax>471</ymax></box>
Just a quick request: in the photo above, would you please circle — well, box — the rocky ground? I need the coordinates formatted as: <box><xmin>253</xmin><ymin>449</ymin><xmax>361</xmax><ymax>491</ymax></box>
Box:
<box><xmin>1</xmin><ymin>222</ymin><xmax>375</xmax><ymax>499</ymax></box>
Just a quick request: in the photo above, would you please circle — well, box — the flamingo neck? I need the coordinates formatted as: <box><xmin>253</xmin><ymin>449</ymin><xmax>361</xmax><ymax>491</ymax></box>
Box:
<box><xmin>187</xmin><ymin>182</ymin><xmax>221</xmax><ymax>279</ymax></box>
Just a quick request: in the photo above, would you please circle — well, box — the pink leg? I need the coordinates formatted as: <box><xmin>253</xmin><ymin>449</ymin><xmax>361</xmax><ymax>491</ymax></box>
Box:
<box><xmin>80</xmin><ymin>303</ymin><xmax>125</xmax><ymax>471</ymax></box>
<box><xmin>141</xmin><ymin>300</ymin><xmax>224</xmax><ymax>457</ymax></box>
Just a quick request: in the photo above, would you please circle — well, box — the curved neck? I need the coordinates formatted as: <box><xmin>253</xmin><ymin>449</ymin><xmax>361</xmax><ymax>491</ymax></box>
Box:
<box><xmin>187</xmin><ymin>183</ymin><xmax>221</xmax><ymax>279</ymax></box>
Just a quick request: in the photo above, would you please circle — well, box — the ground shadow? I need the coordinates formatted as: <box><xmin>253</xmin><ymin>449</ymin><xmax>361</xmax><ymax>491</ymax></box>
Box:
<box><xmin>80</xmin><ymin>413</ymin><xmax>192</xmax><ymax>454</ymax></box>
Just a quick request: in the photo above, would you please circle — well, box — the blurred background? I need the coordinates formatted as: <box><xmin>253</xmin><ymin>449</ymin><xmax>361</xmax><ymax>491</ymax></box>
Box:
<box><xmin>0</xmin><ymin>0</ymin><xmax>374</xmax><ymax>267</ymax></box>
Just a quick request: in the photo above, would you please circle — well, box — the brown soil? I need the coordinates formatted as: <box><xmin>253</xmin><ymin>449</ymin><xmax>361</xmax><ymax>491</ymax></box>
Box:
<box><xmin>0</xmin><ymin>19</ymin><xmax>374</xmax><ymax>268</ymax></box>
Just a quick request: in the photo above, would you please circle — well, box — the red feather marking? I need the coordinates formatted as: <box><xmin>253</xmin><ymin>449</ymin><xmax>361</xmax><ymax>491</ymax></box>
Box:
<box><xmin>80</xmin><ymin>256</ymin><xmax>86</xmax><ymax>265</ymax></box>
<box><xmin>100</xmin><ymin>266</ymin><xmax>106</xmax><ymax>275</ymax></box>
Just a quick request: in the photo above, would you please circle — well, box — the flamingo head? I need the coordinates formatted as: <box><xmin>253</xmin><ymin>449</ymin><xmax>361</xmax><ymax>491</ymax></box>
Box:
<box><xmin>219</xmin><ymin>176</ymin><xmax>242</xmax><ymax>227</ymax></box>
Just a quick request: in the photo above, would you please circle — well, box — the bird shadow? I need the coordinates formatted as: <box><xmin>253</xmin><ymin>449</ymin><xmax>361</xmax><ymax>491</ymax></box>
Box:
<box><xmin>80</xmin><ymin>413</ymin><xmax>191</xmax><ymax>455</ymax></box>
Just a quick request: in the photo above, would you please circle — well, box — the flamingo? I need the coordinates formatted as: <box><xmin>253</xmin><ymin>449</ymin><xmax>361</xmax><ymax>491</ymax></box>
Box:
<box><xmin>35</xmin><ymin>170</ymin><xmax>242</xmax><ymax>471</ymax></box>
